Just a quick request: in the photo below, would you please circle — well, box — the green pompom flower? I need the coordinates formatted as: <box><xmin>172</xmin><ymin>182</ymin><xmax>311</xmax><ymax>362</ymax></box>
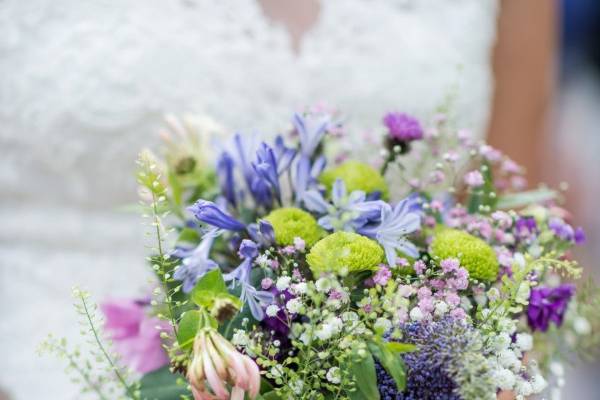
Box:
<box><xmin>320</xmin><ymin>161</ymin><xmax>389</xmax><ymax>199</ymax></box>
<box><xmin>264</xmin><ymin>207</ymin><xmax>322</xmax><ymax>247</ymax></box>
<box><xmin>430</xmin><ymin>229</ymin><xmax>499</xmax><ymax>282</ymax></box>
<box><xmin>306</xmin><ymin>231</ymin><xmax>384</xmax><ymax>276</ymax></box>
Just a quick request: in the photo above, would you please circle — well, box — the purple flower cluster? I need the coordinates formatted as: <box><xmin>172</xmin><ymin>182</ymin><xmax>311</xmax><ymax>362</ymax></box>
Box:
<box><xmin>376</xmin><ymin>317</ymin><xmax>471</xmax><ymax>399</ymax></box>
<box><xmin>383</xmin><ymin>112</ymin><xmax>423</xmax><ymax>142</ymax></box>
<box><xmin>548</xmin><ymin>218</ymin><xmax>586</xmax><ymax>245</ymax></box>
<box><xmin>527</xmin><ymin>284</ymin><xmax>576</xmax><ymax>332</ymax></box>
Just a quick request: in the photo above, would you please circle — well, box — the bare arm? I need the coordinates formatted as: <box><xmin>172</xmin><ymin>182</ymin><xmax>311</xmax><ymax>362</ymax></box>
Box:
<box><xmin>488</xmin><ymin>0</ymin><xmax>557</xmax><ymax>186</ymax></box>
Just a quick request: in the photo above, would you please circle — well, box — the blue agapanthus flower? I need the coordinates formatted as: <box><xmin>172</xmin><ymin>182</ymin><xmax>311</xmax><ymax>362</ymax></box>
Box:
<box><xmin>292</xmin><ymin>112</ymin><xmax>331</xmax><ymax>157</ymax></box>
<box><xmin>224</xmin><ymin>239</ymin><xmax>274</xmax><ymax>320</ymax></box>
<box><xmin>303</xmin><ymin>179</ymin><xmax>385</xmax><ymax>232</ymax></box>
<box><xmin>172</xmin><ymin>229</ymin><xmax>219</xmax><ymax>293</ymax></box>
<box><xmin>188</xmin><ymin>199</ymin><xmax>246</xmax><ymax>232</ymax></box>
<box><xmin>359</xmin><ymin>194</ymin><xmax>421</xmax><ymax>266</ymax></box>
<box><xmin>295</xmin><ymin>154</ymin><xmax>326</xmax><ymax>203</ymax></box>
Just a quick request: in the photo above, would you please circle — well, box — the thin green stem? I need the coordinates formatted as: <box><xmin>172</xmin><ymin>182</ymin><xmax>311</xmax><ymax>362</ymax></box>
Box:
<box><xmin>79</xmin><ymin>293</ymin><xmax>138</xmax><ymax>400</ymax></box>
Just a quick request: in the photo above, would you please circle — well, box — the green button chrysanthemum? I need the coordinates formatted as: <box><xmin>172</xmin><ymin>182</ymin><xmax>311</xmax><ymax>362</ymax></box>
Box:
<box><xmin>320</xmin><ymin>160</ymin><xmax>389</xmax><ymax>199</ymax></box>
<box><xmin>430</xmin><ymin>229</ymin><xmax>499</xmax><ymax>282</ymax></box>
<box><xmin>264</xmin><ymin>207</ymin><xmax>322</xmax><ymax>247</ymax></box>
<box><xmin>306</xmin><ymin>231</ymin><xmax>384</xmax><ymax>276</ymax></box>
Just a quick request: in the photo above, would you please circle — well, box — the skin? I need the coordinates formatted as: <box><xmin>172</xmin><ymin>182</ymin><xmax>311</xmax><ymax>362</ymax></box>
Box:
<box><xmin>258</xmin><ymin>1</ymin><xmax>557</xmax><ymax>399</ymax></box>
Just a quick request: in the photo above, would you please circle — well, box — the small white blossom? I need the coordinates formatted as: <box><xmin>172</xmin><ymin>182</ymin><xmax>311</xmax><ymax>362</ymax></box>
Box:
<box><xmin>515</xmin><ymin>333</ymin><xmax>533</xmax><ymax>352</ymax></box>
<box><xmin>549</xmin><ymin>361</ymin><xmax>565</xmax><ymax>377</ymax></box>
<box><xmin>530</xmin><ymin>374</ymin><xmax>548</xmax><ymax>393</ymax></box>
<box><xmin>498</xmin><ymin>349</ymin><xmax>520</xmax><ymax>370</ymax></box>
<box><xmin>374</xmin><ymin>318</ymin><xmax>392</xmax><ymax>334</ymax></box>
<box><xmin>256</xmin><ymin>254</ymin><xmax>270</xmax><ymax>268</ymax></box>
<box><xmin>276</xmin><ymin>276</ymin><xmax>292</xmax><ymax>291</ymax></box>
<box><xmin>495</xmin><ymin>368</ymin><xmax>516</xmax><ymax>390</ymax></box>
<box><xmin>326</xmin><ymin>367</ymin><xmax>341</xmax><ymax>384</ymax></box>
<box><xmin>286</xmin><ymin>298</ymin><xmax>303</xmax><ymax>314</ymax></box>
<box><xmin>290</xmin><ymin>379</ymin><xmax>304</xmax><ymax>395</ymax></box>
<box><xmin>515</xmin><ymin>380</ymin><xmax>533</xmax><ymax>397</ymax></box>
<box><xmin>315</xmin><ymin>324</ymin><xmax>335</xmax><ymax>341</ymax></box>
<box><xmin>231</xmin><ymin>330</ymin><xmax>250</xmax><ymax>347</ymax></box>
<box><xmin>265</xmin><ymin>304</ymin><xmax>280</xmax><ymax>317</ymax></box>
<box><xmin>573</xmin><ymin>316</ymin><xmax>592</xmax><ymax>335</ymax></box>
<box><xmin>434</xmin><ymin>301</ymin><xmax>449</xmax><ymax>316</ymax></box>
<box><xmin>315</xmin><ymin>277</ymin><xmax>333</xmax><ymax>292</ymax></box>
<box><xmin>492</xmin><ymin>332</ymin><xmax>512</xmax><ymax>352</ymax></box>
<box><xmin>292</xmin><ymin>282</ymin><xmax>308</xmax><ymax>295</ymax></box>
<box><xmin>409</xmin><ymin>307</ymin><xmax>424</xmax><ymax>321</ymax></box>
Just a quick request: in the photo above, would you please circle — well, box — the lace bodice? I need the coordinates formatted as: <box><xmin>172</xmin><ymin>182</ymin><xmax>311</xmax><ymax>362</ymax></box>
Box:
<box><xmin>0</xmin><ymin>1</ymin><xmax>499</xmax><ymax>398</ymax></box>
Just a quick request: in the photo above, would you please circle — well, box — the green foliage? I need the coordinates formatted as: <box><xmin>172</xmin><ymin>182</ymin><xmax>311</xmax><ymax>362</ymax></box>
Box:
<box><xmin>367</xmin><ymin>339</ymin><xmax>412</xmax><ymax>392</ymax></box>
<box><xmin>307</xmin><ymin>231</ymin><xmax>384</xmax><ymax>276</ymax></box>
<box><xmin>38</xmin><ymin>288</ymin><xmax>140</xmax><ymax>400</ymax></box>
<box><xmin>430</xmin><ymin>228</ymin><xmax>499</xmax><ymax>282</ymax></box>
<box><xmin>264</xmin><ymin>207</ymin><xmax>323</xmax><ymax>247</ymax></box>
<box><xmin>189</xmin><ymin>269</ymin><xmax>241</xmax><ymax>325</ymax></box>
<box><xmin>496</xmin><ymin>187</ymin><xmax>557</xmax><ymax>210</ymax></box>
<box><xmin>467</xmin><ymin>162</ymin><xmax>497</xmax><ymax>214</ymax></box>
<box><xmin>347</xmin><ymin>351</ymin><xmax>380</xmax><ymax>400</ymax></box>
<box><xmin>320</xmin><ymin>160</ymin><xmax>389</xmax><ymax>199</ymax></box>
<box><xmin>176</xmin><ymin>310</ymin><xmax>201</xmax><ymax>351</ymax></box>
<box><xmin>139</xmin><ymin>367</ymin><xmax>190</xmax><ymax>400</ymax></box>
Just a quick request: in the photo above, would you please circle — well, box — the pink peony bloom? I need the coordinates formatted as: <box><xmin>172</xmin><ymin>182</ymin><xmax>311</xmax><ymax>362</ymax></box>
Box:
<box><xmin>101</xmin><ymin>298</ymin><xmax>171</xmax><ymax>374</ymax></box>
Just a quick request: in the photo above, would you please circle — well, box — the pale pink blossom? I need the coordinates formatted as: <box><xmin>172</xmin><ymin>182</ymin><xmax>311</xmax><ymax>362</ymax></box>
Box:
<box><xmin>188</xmin><ymin>328</ymin><xmax>260</xmax><ymax>400</ymax></box>
<box><xmin>101</xmin><ymin>299</ymin><xmax>170</xmax><ymax>374</ymax></box>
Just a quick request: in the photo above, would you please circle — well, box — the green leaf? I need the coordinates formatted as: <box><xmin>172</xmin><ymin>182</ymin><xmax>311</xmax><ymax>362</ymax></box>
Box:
<box><xmin>496</xmin><ymin>188</ymin><xmax>557</xmax><ymax>210</ymax></box>
<box><xmin>386</xmin><ymin>342</ymin><xmax>417</xmax><ymax>354</ymax></box>
<box><xmin>139</xmin><ymin>367</ymin><xmax>190</xmax><ymax>400</ymax></box>
<box><xmin>177</xmin><ymin>228</ymin><xmax>200</xmax><ymax>245</ymax></box>
<box><xmin>176</xmin><ymin>310</ymin><xmax>200</xmax><ymax>350</ymax></box>
<box><xmin>191</xmin><ymin>269</ymin><xmax>228</xmax><ymax>308</ymax></box>
<box><xmin>368</xmin><ymin>339</ymin><xmax>408</xmax><ymax>391</ymax></box>
<box><xmin>348</xmin><ymin>351</ymin><xmax>380</xmax><ymax>400</ymax></box>
<box><xmin>258</xmin><ymin>392</ymin><xmax>283</xmax><ymax>400</ymax></box>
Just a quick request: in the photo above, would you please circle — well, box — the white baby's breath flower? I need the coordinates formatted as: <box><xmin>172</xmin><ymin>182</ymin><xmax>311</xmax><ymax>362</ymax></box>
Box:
<box><xmin>327</xmin><ymin>317</ymin><xmax>343</xmax><ymax>335</ymax></box>
<box><xmin>231</xmin><ymin>330</ymin><xmax>250</xmax><ymax>347</ymax></box>
<box><xmin>434</xmin><ymin>301</ymin><xmax>449</xmax><ymax>316</ymax></box>
<box><xmin>515</xmin><ymin>333</ymin><xmax>533</xmax><ymax>352</ymax></box>
<box><xmin>290</xmin><ymin>379</ymin><xmax>304</xmax><ymax>395</ymax></box>
<box><xmin>286</xmin><ymin>298</ymin><xmax>303</xmax><ymax>314</ymax></box>
<box><xmin>341</xmin><ymin>311</ymin><xmax>359</xmax><ymax>322</ymax></box>
<box><xmin>256</xmin><ymin>254</ymin><xmax>270</xmax><ymax>268</ymax></box>
<box><xmin>326</xmin><ymin>367</ymin><xmax>341</xmax><ymax>384</ymax></box>
<box><xmin>493</xmin><ymin>332</ymin><xmax>512</xmax><ymax>352</ymax></box>
<box><xmin>292</xmin><ymin>282</ymin><xmax>308</xmax><ymax>295</ymax></box>
<box><xmin>515</xmin><ymin>380</ymin><xmax>533</xmax><ymax>397</ymax></box>
<box><xmin>265</xmin><ymin>304</ymin><xmax>279</xmax><ymax>317</ymax></box>
<box><xmin>573</xmin><ymin>316</ymin><xmax>592</xmax><ymax>335</ymax></box>
<box><xmin>549</xmin><ymin>361</ymin><xmax>565</xmax><ymax>377</ymax></box>
<box><xmin>315</xmin><ymin>277</ymin><xmax>332</xmax><ymax>292</ymax></box>
<box><xmin>276</xmin><ymin>276</ymin><xmax>292</xmax><ymax>291</ymax></box>
<box><xmin>409</xmin><ymin>307</ymin><xmax>424</xmax><ymax>322</ymax></box>
<box><xmin>530</xmin><ymin>374</ymin><xmax>548</xmax><ymax>393</ymax></box>
<box><xmin>498</xmin><ymin>349</ymin><xmax>520</xmax><ymax>370</ymax></box>
<box><xmin>315</xmin><ymin>324</ymin><xmax>335</xmax><ymax>341</ymax></box>
<box><xmin>495</xmin><ymin>368</ymin><xmax>516</xmax><ymax>390</ymax></box>
<box><xmin>374</xmin><ymin>318</ymin><xmax>392</xmax><ymax>334</ymax></box>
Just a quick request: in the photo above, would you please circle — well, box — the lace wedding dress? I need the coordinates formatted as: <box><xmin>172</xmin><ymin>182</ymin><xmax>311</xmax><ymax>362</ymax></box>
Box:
<box><xmin>0</xmin><ymin>1</ymin><xmax>498</xmax><ymax>398</ymax></box>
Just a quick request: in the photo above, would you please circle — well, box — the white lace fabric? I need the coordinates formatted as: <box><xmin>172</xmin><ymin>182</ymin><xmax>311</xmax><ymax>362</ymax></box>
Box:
<box><xmin>0</xmin><ymin>1</ymin><xmax>498</xmax><ymax>398</ymax></box>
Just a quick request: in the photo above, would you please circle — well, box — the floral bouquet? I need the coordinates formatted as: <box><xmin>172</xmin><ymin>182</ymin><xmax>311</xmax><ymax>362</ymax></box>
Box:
<box><xmin>42</xmin><ymin>108</ymin><xmax>599</xmax><ymax>400</ymax></box>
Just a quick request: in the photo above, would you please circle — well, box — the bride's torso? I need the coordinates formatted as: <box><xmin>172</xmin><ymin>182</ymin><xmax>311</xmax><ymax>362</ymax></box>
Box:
<box><xmin>0</xmin><ymin>2</ymin><xmax>498</xmax><ymax>398</ymax></box>
<box><xmin>1</xmin><ymin>0</ymin><xmax>498</xmax><ymax>209</ymax></box>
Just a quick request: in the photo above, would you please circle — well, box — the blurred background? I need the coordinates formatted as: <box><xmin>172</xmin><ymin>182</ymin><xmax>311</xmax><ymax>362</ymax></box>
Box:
<box><xmin>1</xmin><ymin>0</ymin><xmax>599</xmax><ymax>399</ymax></box>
